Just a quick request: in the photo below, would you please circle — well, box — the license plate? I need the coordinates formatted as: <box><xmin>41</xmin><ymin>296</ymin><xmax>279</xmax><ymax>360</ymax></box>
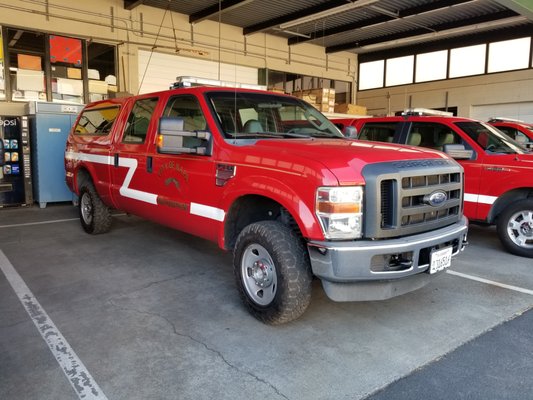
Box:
<box><xmin>429</xmin><ymin>246</ymin><xmax>452</xmax><ymax>274</ymax></box>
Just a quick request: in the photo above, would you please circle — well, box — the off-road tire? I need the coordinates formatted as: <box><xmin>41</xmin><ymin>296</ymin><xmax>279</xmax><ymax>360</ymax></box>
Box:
<box><xmin>79</xmin><ymin>181</ymin><xmax>112</xmax><ymax>234</ymax></box>
<box><xmin>496</xmin><ymin>199</ymin><xmax>533</xmax><ymax>258</ymax></box>
<box><xmin>233</xmin><ymin>221</ymin><xmax>312</xmax><ymax>325</ymax></box>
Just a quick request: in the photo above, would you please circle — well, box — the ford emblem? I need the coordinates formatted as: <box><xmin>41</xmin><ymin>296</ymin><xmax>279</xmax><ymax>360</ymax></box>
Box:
<box><xmin>424</xmin><ymin>190</ymin><xmax>448</xmax><ymax>207</ymax></box>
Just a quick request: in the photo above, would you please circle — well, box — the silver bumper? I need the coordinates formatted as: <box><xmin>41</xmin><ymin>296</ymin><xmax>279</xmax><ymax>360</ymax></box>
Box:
<box><xmin>307</xmin><ymin>216</ymin><xmax>468</xmax><ymax>301</ymax></box>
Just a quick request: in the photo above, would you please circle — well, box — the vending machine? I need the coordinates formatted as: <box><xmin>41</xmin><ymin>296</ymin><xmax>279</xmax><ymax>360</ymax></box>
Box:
<box><xmin>27</xmin><ymin>102</ymin><xmax>82</xmax><ymax>208</ymax></box>
<box><xmin>0</xmin><ymin>115</ymin><xmax>33</xmax><ymax>207</ymax></box>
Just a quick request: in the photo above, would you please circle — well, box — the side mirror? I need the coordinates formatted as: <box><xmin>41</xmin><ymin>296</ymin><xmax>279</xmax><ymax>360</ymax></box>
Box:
<box><xmin>443</xmin><ymin>144</ymin><xmax>473</xmax><ymax>160</ymax></box>
<box><xmin>157</xmin><ymin>117</ymin><xmax>211</xmax><ymax>155</ymax></box>
<box><xmin>343</xmin><ymin>125</ymin><xmax>357</xmax><ymax>138</ymax></box>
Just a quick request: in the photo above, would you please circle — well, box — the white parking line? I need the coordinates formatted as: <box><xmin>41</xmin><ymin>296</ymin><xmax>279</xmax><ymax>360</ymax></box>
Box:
<box><xmin>447</xmin><ymin>269</ymin><xmax>533</xmax><ymax>296</ymax></box>
<box><xmin>0</xmin><ymin>250</ymin><xmax>109</xmax><ymax>400</ymax></box>
<box><xmin>0</xmin><ymin>214</ymin><xmax>126</xmax><ymax>229</ymax></box>
<box><xmin>0</xmin><ymin>218</ymin><xmax>79</xmax><ymax>228</ymax></box>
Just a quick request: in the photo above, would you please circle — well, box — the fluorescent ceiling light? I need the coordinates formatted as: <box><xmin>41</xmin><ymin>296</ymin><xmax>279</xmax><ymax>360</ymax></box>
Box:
<box><xmin>359</xmin><ymin>16</ymin><xmax>528</xmax><ymax>51</ymax></box>
<box><xmin>279</xmin><ymin>0</ymin><xmax>379</xmax><ymax>30</ymax></box>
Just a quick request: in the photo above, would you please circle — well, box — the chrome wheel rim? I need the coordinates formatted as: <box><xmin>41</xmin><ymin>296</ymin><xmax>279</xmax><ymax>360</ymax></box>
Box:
<box><xmin>80</xmin><ymin>192</ymin><xmax>93</xmax><ymax>225</ymax></box>
<box><xmin>241</xmin><ymin>244</ymin><xmax>277</xmax><ymax>306</ymax></box>
<box><xmin>507</xmin><ymin>210</ymin><xmax>533</xmax><ymax>249</ymax></box>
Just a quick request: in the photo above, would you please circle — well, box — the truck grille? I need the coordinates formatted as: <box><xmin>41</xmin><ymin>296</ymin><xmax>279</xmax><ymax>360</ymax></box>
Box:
<box><xmin>363</xmin><ymin>159</ymin><xmax>463</xmax><ymax>239</ymax></box>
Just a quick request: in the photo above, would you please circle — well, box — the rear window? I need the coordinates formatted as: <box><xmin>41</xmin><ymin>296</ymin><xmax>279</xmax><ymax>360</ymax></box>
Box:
<box><xmin>75</xmin><ymin>106</ymin><xmax>120</xmax><ymax>136</ymax></box>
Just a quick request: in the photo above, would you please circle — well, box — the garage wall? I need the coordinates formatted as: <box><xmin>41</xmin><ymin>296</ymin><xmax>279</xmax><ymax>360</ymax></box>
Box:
<box><xmin>356</xmin><ymin>69</ymin><xmax>533</xmax><ymax>120</ymax></box>
<box><xmin>137</xmin><ymin>51</ymin><xmax>259</xmax><ymax>94</ymax></box>
<box><xmin>0</xmin><ymin>0</ymin><xmax>356</xmax><ymax>96</ymax></box>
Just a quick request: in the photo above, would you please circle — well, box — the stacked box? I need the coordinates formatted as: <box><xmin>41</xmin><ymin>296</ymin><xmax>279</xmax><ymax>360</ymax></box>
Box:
<box><xmin>334</xmin><ymin>103</ymin><xmax>367</xmax><ymax>115</ymax></box>
<box><xmin>292</xmin><ymin>88</ymin><xmax>336</xmax><ymax>113</ymax></box>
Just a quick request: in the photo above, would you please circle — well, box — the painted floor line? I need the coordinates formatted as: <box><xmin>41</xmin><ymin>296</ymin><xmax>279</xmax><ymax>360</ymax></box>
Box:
<box><xmin>0</xmin><ymin>250</ymin><xmax>109</xmax><ymax>400</ymax></box>
<box><xmin>0</xmin><ymin>214</ymin><xmax>127</xmax><ymax>229</ymax></box>
<box><xmin>447</xmin><ymin>269</ymin><xmax>533</xmax><ymax>296</ymax></box>
<box><xmin>0</xmin><ymin>218</ymin><xmax>79</xmax><ymax>228</ymax></box>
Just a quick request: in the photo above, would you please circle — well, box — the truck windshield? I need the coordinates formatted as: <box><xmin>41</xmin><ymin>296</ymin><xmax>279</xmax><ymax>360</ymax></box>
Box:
<box><xmin>455</xmin><ymin>121</ymin><xmax>530</xmax><ymax>155</ymax></box>
<box><xmin>206</xmin><ymin>91</ymin><xmax>343</xmax><ymax>139</ymax></box>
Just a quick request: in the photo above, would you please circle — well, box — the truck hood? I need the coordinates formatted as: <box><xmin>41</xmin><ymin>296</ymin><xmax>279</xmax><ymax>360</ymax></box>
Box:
<box><xmin>250</xmin><ymin>138</ymin><xmax>451</xmax><ymax>184</ymax></box>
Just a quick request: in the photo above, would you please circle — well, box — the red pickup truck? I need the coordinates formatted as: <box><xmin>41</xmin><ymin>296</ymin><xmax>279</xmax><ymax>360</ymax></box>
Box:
<box><xmin>331</xmin><ymin>111</ymin><xmax>533</xmax><ymax>258</ymax></box>
<box><xmin>65</xmin><ymin>88</ymin><xmax>467</xmax><ymax>324</ymax></box>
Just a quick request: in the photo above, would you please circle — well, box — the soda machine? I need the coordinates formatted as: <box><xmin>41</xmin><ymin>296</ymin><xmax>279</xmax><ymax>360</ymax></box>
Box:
<box><xmin>0</xmin><ymin>115</ymin><xmax>33</xmax><ymax>207</ymax></box>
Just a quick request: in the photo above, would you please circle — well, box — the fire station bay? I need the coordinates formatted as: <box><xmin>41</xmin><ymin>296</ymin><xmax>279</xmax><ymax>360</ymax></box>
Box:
<box><xmin>1</xmin><ymin>2</ymin><xmax>533</xmax><ymax>400</ymax></box>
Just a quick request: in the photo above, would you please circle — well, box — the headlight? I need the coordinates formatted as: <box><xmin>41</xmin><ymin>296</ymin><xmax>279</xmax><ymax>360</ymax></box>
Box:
<box><xmin>316</xmin><ymin>186</ymin><xmax>363</xmax><ymax>240</ymax></box>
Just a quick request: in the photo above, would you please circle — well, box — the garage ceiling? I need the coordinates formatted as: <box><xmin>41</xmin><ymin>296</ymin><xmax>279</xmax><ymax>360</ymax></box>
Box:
<box><xmin>124</xmin><ymin>0</ymin><xmax>533</xmax><ymax>58</ymax></box>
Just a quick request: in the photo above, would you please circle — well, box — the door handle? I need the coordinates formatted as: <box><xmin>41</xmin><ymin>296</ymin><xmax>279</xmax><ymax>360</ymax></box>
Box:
<box><xmin>114</xmin><ymin>153</ymin><xmax>119</xmax><ymax>167</ymax></box>
<box><xmin>147</xmin><ymin>156</ymin><xmax>153</xmax><ymax>173</ymax></box>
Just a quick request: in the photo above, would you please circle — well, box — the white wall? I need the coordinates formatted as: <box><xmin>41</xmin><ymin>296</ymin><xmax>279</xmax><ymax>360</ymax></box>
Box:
<box><xmin>356</xmin><ymin>69</ymin><xmax>533</xmax><ymax>121</ymax></box>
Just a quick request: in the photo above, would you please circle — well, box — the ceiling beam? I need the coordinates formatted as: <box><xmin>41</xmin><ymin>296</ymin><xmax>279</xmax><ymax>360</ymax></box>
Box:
<box><xmin>288</xmin><ymin>0</ymin><xmax>474</xmax><ymax>46</ymax></box>
<box><xmin>326</xmin><ymin>9</ymin><xmax>519</xmax><ymax>53</ymax></box>
<box><xmin>492</xmin><ymin>0</ymin><xmax>533</xmax><ymax>20</ymax></box>
<box><xmin>189</xmin><ymin>0</ymin><xmax>256</xmax><ymax>24</ymax></box>
<box><xmin>243</xmin><ymin>0</ymin><xmax>357</xmax><ymax>36</ymax></box>
<box><xmin>358</xmin><ymin>24</ymin><xmax>533</xmax><ymax>62</ymax></box>
<box><xmin>123</xmin><ymin>0</ymin><xmax>144</xmax><ymax>10</ymax></box>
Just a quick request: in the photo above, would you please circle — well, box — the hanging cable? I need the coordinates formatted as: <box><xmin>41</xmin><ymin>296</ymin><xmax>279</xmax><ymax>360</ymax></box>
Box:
<box><xmin>137</xmin><ymin>2</ymin><xmax>171</xmax><ymax>94</ymax></box>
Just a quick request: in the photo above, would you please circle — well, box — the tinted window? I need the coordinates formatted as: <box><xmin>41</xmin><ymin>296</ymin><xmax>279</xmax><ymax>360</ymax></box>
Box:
<box><xmin>123</xmin><ymin>97</ymin><xmax>158</xmax><ymax>144</ymax></box>
<box><xmin>455</xmin><ymin>121</ymin><xmax>528</xmax><ymax>154</ymax></box>
<box><xmin>358</xmin><ymin>122</ymin><xmax>397</xmax><ymax>142</ymax></box>
<box><xmin>75</xmin><ymin>106</ymin><xmax>120</xmax><ymax>135</ymax></box>
<box><xmin>409</xmin><ymin>122</ymin><xmax>463</xmax><ymax>151</ymax></box>
<box><xmin>207</xmin><ymin>92</ymin><xmax>342</xmax><ymax>139</ymax></box>
<box><xmin>164</xmin><ymin>95</ymin><xmax>207</xmax><ymax>131</ymax></box>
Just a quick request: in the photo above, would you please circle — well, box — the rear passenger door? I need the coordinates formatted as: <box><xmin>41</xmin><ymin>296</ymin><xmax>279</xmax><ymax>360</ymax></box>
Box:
<box><xmin>111</xmin><ymin>95</ymin><xmax>161</xmax><ymax>218</ymax></box>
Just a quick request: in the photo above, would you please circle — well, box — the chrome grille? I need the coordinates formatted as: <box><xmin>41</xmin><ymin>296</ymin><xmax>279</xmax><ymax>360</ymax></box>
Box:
<box><xmin>363</xmin><ymin>159</ymin><xmax>464</xmax><ymax>239</ymax></box>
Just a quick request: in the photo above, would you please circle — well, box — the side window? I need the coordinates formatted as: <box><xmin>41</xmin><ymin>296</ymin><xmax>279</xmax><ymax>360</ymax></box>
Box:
<box><xmin>123</xmin><ymin>97</ymin><xmax>158</xmax><ymax>144</ymax></box>
<box><xmin>75</xmin><ymin>106</ymin><xmax>120</xmax><ymax>135</ymax></box>
<box><xmin>358</xmin><ymin>122</ymin><xmax>397</xmax><ymax>142</ymax></box>
<box><xmin>410</xmin><ymin>122</ymin><xmax>463</xmax><ymax>151</ymax></box>
<box><xmin>164</xmin><ymin>95</ymin><xmax>207</xmax><ymax>131</ymax></box>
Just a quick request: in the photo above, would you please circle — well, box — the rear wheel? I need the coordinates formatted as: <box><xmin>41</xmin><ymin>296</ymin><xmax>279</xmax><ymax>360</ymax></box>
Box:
<box><xmin>233</xmin><ymin>221</ymin><xmax>312</xmax><ymax>324</ymax></box>
<box><xmin>79</xmin><ymin>181</ymin><xmax>112</xmax><ymax>234</ymax></box>
<box><xmin>496</xmin><ymin>199</ymin><xmax>533</xmax><ymax>258</ymax></box>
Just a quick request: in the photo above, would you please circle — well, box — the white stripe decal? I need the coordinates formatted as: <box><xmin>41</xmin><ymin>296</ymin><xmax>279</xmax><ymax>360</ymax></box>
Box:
<box><xmin>68</xmin><ymin>151</ymin><xmax>224</xmax><ymax>221</ymax></box>
<box><xmin>191</xmin><ymin>202</ymin><xmax>226</xmax><ymax>221</ymax></box>
<box><xmin>0</xmin><ymin>250</ymin><xmax>109</xmax><ymax>400</ymax></box>
<box><xmin>464</xmin><ymin>193</ymin><xmax>498</xmax><ymax>205</ymax></box>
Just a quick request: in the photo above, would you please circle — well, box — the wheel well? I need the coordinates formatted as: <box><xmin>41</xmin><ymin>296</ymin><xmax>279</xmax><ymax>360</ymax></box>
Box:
<box><xmin>75</xmin><ymin>168</ymin><xmax>92</xmax><ymax>194</ymax></box>
<box><xmin>488</xmin><ymin>189</ymin><xmax>533</xmax><ymax>224</ymax></box>
<box><xmin>224</xmin><ymin>195</ymin><xmax>302</xmax><ymax>250</ymax></box>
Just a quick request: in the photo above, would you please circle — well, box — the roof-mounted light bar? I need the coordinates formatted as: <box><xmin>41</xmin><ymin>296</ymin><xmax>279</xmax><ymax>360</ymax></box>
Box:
<box><xmin>171</xmin><ymin>76</ymin><xmax>267</xmax><ymax>90</ymax></box>
<box><xmin>402</xmin><ymin>108</ymin><xmax>454</xmax><ymax>117</ymax></box>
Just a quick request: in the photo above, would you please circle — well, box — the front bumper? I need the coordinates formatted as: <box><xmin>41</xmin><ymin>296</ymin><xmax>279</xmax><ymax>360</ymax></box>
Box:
<box><xmin>307</xmin><ymin>216</ymin><xmax>468</xmax><ymax>301</ymax></box>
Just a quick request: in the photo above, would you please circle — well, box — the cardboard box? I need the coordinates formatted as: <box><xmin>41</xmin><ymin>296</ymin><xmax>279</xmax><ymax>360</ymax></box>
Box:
<box><xmin>16</xmin><ymin>69</ymin><xmax>45</xmax><ymax>91</ymax></box>
<box><xmin>18</xmin><ymin>54</ymin><xmax>41</xmax><ymax>71</ymax></box>
<box><xmin>57</xmin><ymin>77</ymin><xmax>83</xmax><ymax>96</ymax></box>
<box><xmin>89</xmin><ymin>80</ymin><xmax>108</xmax><ymax>94</ymax></box>
<box><xmin>52</xmin><ymin>65</ymin><xmax>68</xmax><ymax>78</ymax></box>
<box><xmin>334</xmin><ymin>103</ymin><xmax>367</xmax><ymax>115</ymax></box>
<box><xmin>67</xmin><ymin>67</ymin><xmax>82</xmax><ymax>79</ymax></box>
<box><xmin>88</xmin><ymin>69</ymin><xmax>100</xmax><ymax>80</ymax></box>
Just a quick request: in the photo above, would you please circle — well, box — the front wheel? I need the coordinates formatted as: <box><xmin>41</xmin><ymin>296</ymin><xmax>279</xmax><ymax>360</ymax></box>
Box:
<box><xmin>233</xmin><ymin>221</ymin><xmax>312</xmax><ymax>324</ymax></box>
<box><xmin>496</xmin><ymin>199</ymin><xmax>533</xmax><ymax>258</ymax></box>
<box><xmin>79</xmin><ymin>181</ymin><xmax>112</xmax><ymax>234</ymax></box>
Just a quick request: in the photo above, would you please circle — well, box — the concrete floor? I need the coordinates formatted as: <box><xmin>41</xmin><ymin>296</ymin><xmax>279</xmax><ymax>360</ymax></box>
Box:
<box><xmin>1</xmin><ymin>204</ymin><xmax>532</xmax><ymax>400</ymax></box>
